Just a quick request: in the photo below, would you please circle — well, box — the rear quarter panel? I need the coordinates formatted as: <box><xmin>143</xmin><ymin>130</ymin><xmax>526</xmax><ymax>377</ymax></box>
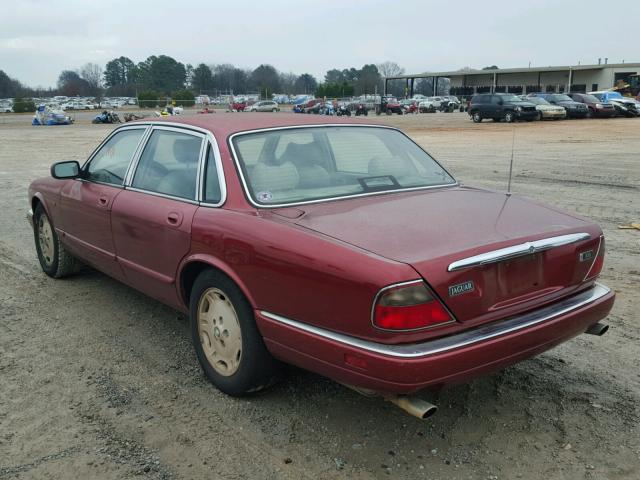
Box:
<box><xmin>187</xmin><ymin>207</ymin><xmax>421</xmax><ymax>343</ymax></box>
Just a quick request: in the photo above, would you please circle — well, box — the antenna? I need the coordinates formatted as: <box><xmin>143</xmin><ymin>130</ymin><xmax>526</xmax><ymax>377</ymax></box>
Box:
<box><xmin>507</xmin><ymin>127</ymin><xmax>515</xmax><ymax>195</ymax></box>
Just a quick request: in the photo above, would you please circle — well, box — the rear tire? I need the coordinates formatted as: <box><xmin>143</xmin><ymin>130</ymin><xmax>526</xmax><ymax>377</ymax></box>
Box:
<box><xmin>33</xmin><ymin>204</ymin><xmax>79</xmax><ymax>278</ymax></box>
<box><xmin>471</xmin><ymin>112</ymin><xmax>482</xmax><ymax>123</ymax></box>
<box><xmin>190</xmin><ymin>269</ymin><xmax>281</xmax><ymax>396</ymax></box>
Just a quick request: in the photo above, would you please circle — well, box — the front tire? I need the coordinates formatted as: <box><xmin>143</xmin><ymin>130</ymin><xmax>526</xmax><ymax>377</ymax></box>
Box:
<box><xmin>504</xmin><ymin>111</ymin><xmax>515</xmax><ymax>123</ymax></box>
<box><xmin>471</xmin><ymin>111</ymin><xmax>482</xmax><ymax>122</ymax></box>
<box><xmin>33</xmin><ymin>204</ymin><xmax>78</xmax><ymax>278</ymax></box>
<box><xmin>190</xmin><ymin>270</ymin><xmax>280</xmax><ymax>396</ymax></box>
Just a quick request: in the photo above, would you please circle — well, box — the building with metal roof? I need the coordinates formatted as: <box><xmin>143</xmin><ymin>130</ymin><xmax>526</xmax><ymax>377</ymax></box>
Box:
<box><xmin>383</xmin><ymin>62</ymin><xmax>640</xmax><ymax>98</ymax></box>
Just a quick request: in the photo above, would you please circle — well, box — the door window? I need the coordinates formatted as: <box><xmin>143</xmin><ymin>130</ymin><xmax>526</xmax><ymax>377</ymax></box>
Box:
<box><xmin>86</xmin><ymin>129</ymin><xmax>145</xmax><ymax>185</ymax></box>
<box><xmin>132</xmin><ymin>129</ymin><xmax>203</xmax><ymax>200</ymax></box>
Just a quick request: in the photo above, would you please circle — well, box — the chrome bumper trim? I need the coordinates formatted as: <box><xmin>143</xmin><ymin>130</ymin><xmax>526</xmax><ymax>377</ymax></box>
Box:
<box><xmin>260</xmin><ymin>283</ymin><xmax>611</xmax><ymax>359</ymax></box>
<box><xmin>447</xmin><ymin>232</ymin><xmax>591</xmax><ymax>272</ymax></box>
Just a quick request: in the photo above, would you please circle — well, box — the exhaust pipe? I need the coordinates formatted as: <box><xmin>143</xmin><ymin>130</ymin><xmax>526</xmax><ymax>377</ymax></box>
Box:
<box><xmin>340</xmin><ymin>383</ymin><xmax>438</xmax><ymax>419</ymax></box>
<box><xmin>585</xmin><ymin>322</ymin><xmax>609</xmax><ymax>336</ymax></box>
<box><xmin>386</xmin><ymin>395</ymin><xmax>438</xmax><ymax>419</ymax></box>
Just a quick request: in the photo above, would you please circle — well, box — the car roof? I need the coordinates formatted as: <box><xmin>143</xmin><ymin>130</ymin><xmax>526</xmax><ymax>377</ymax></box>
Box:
<box><xmin>136</xmin><ymin>113</ymin><xmax>379</xmax><ymax>138</ymax></box>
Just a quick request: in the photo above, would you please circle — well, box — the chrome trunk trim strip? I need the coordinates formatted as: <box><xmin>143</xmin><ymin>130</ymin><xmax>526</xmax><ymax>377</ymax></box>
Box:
<box><xmin>447</xmin><ymin>232</ymin><xmax>591</xmax><ymax>272</ymax></box>
<box><xmin>260</xmin><ymin>283</ymin><xmax>611</xmax><ymax>359</ymax></box>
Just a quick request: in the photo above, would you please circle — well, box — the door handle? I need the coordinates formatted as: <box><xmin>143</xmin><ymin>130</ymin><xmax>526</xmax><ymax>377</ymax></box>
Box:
<box><xmin>166</xmin><ymin>212</ymin><xmax>183</xmax><ymax>227</ymax></box>
<box><xmin>98</xmin><ymin>196</ymin><xmax>109</xmax><ymax>207</ymax></box>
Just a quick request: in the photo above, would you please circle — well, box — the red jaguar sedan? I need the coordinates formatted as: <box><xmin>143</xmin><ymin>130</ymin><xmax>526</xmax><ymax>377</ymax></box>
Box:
<box><xmin>28</xmin><ymin>114</ymin><xmax>614</xmax><ymax>418</ymax></box>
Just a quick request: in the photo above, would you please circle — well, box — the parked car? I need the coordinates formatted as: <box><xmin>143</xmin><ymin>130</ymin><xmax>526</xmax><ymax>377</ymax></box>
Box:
<box><xmin>522</xmin><ymin>96</ymin><xmax>567</xmax><ymax>120</ymax></box>
<box><xmin>246</xmin><ymin>101</ymin><xmax>279</xmax><ymax>112</ymax></box>
<box><xmin>468</xmin><ymin>93</ymin><xmax>538</xmax><ymax>122</ymax></box>
<box><xmin>418</xmin><ymin>99</ymin><xmax>437</xmax><ymax>113</ymax></box>
<box><xmin>0</xmin><ymin>104</ymin><xmax>13</xmax><ymax>113</ymax></box>
<box><xmin>28</xmin><ymin>116</ymin><xmax>614</xmax><ymax>419</ymax></box>
<box><xmin>588</xmin><ymin>91</ymin><xmax>640</xmax><ymax>117</ymax></box>
<box><xmin>527</xmin><ymin>93</ymin><xmax>589</xmax><ymax>118</ymax></box>
<box><xmin>567</xmin><ymin>93</ymin><xmax>616</xmax><ymax>118</ymax></box>
<box><xmin>230</xmin><ymin>101</ymin><xmax>247</xmax><ymax>112</ymax></box>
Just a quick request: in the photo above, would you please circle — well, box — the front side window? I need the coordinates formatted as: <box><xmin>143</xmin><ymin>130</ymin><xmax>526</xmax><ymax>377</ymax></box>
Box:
<box><xmin>232</xmin><ymin>126</ymin><xmax>455</xmax><ymax>206</ymax></box>
<box><xmin>86</xmin><ymin>129</ymin><xmax>145</xmax><ymax>185</ymax></box>
<box><xmin>132</xmin><ymin>129</ymin><xmax>202</xmax><ymax>200</ymax></box>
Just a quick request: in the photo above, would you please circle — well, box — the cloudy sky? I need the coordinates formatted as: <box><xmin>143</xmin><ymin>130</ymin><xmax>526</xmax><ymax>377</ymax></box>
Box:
<box><xmin>2</xmin><ymin>0</ymin><xmax>638</xmax><ymax>88</ymax></box>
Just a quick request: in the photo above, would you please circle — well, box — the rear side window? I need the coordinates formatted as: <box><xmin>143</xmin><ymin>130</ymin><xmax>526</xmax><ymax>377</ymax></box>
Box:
<box><xmin>132</xmin><ymin>129</ymin><xmax>202</xmax><ymax>200</ymax></box>
<box><xmin>203</xmin><ymin>144</ymin><xmax>222</xmax><ymax>204</ymax></box>
<box><xmin>472</xmin><ymin>95</ymin><xmax>488</xmax><ymax>104</ymax></box>
<box><xmin>86</xmin><ymin>129</ymin><xmax>145</xmax><ymax>185</ymax></box>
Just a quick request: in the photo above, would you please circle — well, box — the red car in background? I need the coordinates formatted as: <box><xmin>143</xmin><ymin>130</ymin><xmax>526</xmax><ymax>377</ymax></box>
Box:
<box><xmin>229</xmin><ymin>100</ymin><xmax>246</xmax><ymax>111</ymax></box>
<box><xmin>567</xmin><ymin>93</ymin><xmax>616</xmax><ymax>118</ymax></box>
<box><xmin>28</xmin><ymin>115</ymin><xmax>614</xmax><ymax>419</ymax></box>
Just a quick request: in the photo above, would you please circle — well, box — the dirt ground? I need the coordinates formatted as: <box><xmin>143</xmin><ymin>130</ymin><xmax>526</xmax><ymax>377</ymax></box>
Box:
<box><xmin>0</xmin><ymin>110</ymin><xmax>638</xmax><ymax>480</ymax></box>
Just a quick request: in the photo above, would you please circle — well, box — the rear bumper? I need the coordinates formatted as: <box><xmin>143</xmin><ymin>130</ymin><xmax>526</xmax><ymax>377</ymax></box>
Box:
<box><xmin>257</xmin><ymin>283</ymin><xmax>614</xmax><ymax>394</ymax></box>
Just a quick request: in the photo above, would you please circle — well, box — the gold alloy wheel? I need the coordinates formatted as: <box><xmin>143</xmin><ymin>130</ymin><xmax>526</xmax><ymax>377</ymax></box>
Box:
<box><xmin>38</xmin><ymin>214</ymin><xmax>54</xmax><ymax>267</ymax></box>
<box><xmin>197</xmin><ymin>288</ymin><xmax>243</xmax><ymax>376</ymax></box>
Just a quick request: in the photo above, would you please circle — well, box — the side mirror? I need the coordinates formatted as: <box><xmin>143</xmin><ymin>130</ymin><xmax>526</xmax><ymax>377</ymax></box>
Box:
<box><xmin>51</xmin><ymin>161</ymin><xmax>80</xmax><ymax>179</ymax></box>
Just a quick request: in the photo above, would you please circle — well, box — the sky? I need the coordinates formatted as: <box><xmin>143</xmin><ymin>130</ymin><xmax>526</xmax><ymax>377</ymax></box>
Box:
<box><xmin>1</xmin><ymin>0</ymin><xmax>638</xmax><ymax>88</ymax></box>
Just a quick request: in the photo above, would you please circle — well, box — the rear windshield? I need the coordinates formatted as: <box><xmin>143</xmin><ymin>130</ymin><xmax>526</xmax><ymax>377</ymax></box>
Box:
<box><xmin>232</xmin><ymin>126</ymin><xmax>456</xmax><ymax>206</ymax></box>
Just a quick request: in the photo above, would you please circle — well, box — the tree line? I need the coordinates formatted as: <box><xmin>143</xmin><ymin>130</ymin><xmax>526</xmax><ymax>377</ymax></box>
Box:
<box><xmin>1</xmin><ymin>57</ymin><xmax>408</xmax><ymax>101</ymax></box>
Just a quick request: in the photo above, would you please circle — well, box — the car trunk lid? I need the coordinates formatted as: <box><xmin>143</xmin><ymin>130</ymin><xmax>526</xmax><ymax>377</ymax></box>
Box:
<box><xmin>291</xmin><ymin>186</ymin><xmax>601</xmax><ymax>324</ymax></box>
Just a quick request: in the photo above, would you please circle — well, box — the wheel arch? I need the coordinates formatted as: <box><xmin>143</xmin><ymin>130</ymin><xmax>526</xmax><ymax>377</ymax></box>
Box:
<box><xmin>178</xmin><ymin>254</ymin><xmax>256</xmax><ymax>310</ymax></box>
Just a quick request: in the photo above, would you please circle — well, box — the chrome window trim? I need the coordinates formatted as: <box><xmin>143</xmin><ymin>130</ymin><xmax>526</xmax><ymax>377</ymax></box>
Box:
<box><xmin>227</xmin><ymin>124</ymin><xmax>458</xmax><ymax>209</ymax></box>
<box><xmin>447</xmin><ymin>232</ymin><xmax>591</xmax><ymax>272</ymax></box>
<box><xmin>81</xmin><ymin>125</ymin><xmax>150</xmax><ymax>186</ymax></box>
<box><xmin>125</xmin><ymin>187</ymin><xmax>200</xmax><ymax>205</ymax></box>
<box><xmin>260</xmin><ymin>283</ymin><xmax>611</xmax><ymax>359</ymax></box>
<box><xmin>119</xmin><ymin>122</ymin><xmax>227</xmax><ymax>208</ymax></box>
<box><xmin>370</xmin><ymin>279</ymin><xmax>457</xmax><ymax>333</ymax></box>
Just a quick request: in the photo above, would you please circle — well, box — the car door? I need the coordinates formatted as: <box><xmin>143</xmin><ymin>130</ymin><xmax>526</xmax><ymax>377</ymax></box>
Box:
<box><xmin>59</xmin><ymin>126</ymin><xmax>148</xmax><ymax>280</ymax></box>
<box><xmin>110</xmin><ymin>126</ymin><xmax>205</xmax><ymax>308</ymax></box>
<box><xmin>489</xmin><ymin>94</ymin><xmax>502</xmax><ymax>117</ymax></box>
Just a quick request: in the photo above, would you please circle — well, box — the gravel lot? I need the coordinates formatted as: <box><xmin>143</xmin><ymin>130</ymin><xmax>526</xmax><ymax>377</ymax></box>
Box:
<box><xmin>1</xmin><ymin>110</ymin><xmax>639</xmax><ymax>480</ymax></box>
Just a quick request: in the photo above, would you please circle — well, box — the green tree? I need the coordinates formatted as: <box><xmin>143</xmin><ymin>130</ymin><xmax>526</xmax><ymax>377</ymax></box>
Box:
<box><xmin>250</xmin><ymin>64</ymin><xmax>280</xmax><ymax>98</ymax></box>
<box><xmin>137</xmin><ymin>90</ymin><xmax>161</xmax><ymax>108</ymax></box>
<box><xmin>294</xmin><ymin>73</ymin><xmax>317</xmax><ymax>94</ymax></box>
<box><xmin>191</xmin><ymin>64</ymin><xmax>214</xmax><ymax>93</ymax></box>
<box><xmin>104</xmin><ymin>57</ymin><xmax>138</xmax><ymax>95</ymax></box>
<box><xmin>137</xmin><ymin>55</ymin><xmax>186</xmax><ymax>94</ymax></box>
<box><xmin>172</xmin><ymin>89</ymin><xmax>195</xmax><ymax>107</ymax></box>
<box><xmin>315</xmin><ymin>82</ymin><xmax>353</xmax><ymax>98</ymax></box>
<box><xmin>12</xmin><ymin>97</ymin><xmax>36</xmax><ymax>113</ymax></box>
<box><xmin>356</xmin><ymin>64</ymin><xmax>380</xmax><ymax>95</ymax></box>
<box><xmin>0</xmin><ymin>70</ymin><xmax>28</xmax><ymax>97</ymax></box>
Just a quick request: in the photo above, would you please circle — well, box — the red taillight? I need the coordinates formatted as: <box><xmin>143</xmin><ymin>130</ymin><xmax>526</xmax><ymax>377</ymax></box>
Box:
<box><xmin>584</xmin><ymin>236</ymin><xmax>605</xmax><ymax>281</ymax></box>
<box><xmin>373</xmin><ymin>282</ymin><xmax>453</xmax><ymax>331</ymax></box>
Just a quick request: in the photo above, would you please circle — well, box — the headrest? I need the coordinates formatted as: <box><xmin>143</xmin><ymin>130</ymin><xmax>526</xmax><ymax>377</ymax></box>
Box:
<box><xmin>173</xmin><ymin>137</ymin><xmax>200</xmax><ymax>164</ymax></box>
